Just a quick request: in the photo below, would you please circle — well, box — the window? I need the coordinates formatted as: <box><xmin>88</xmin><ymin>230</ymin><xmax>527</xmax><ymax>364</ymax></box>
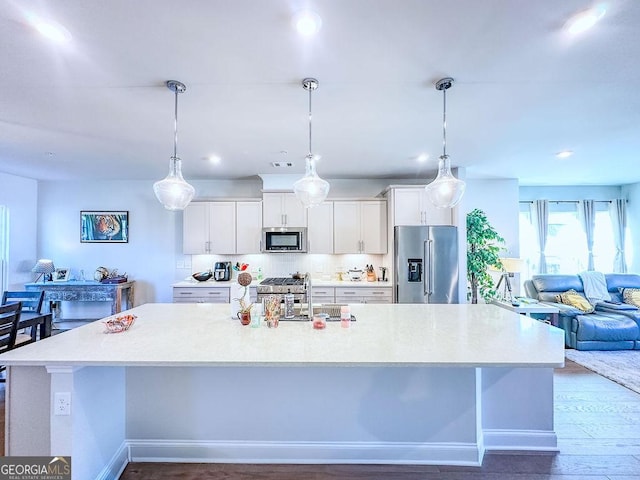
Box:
<box><xmin>519</xmin><ymin>201</ymin><xmax>620</xmax><ymax>276</ymax></box>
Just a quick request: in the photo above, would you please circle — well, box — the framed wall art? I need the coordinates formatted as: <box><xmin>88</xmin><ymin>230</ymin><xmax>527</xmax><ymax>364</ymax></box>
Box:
<box><xmin>53</xmin><ymin>267</ymin><xmax>70</xmax><ymax>282</ymax></box>
<box><xmin>80</xmin><ymin>211</ymin><xmax>129</xmax><ymax>243</ymax></box>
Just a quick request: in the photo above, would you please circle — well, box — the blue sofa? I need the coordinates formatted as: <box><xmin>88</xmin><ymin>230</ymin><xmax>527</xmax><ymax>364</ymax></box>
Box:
<box><xmin>524</xmin><ymin>274</ymin><xmax>640</xmax><ymax>350</ymax></box>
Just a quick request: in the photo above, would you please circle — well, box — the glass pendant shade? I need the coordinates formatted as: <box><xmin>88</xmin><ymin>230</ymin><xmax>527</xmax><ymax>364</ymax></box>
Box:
<box><xmin>425</xmin><ymin>155</ymin><xmax>466</xmax><ymax>208</ymax></box>
<box><xmin>153</xmin><ymin>156</ymin><xmax>195</xmax><ymax>210</ymax></box>
<box><xmin>294</xmin><ymin>155</ymin><xmax>330</xmax><ymax>208</ymax></box>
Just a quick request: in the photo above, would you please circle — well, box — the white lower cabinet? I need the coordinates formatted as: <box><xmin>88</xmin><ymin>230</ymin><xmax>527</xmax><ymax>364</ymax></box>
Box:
<box><xmin>311</xmin><ymin>286</ymin><xmax>336</xmax><ymax>303</ymax></box>
<box><xmin>173</xmin><ymin>287</ymin><xmax>230</xmax><ymax>303</ymax></box>
<box><xmin>335</xmin><ymin>286</ymin><xmax>393</xmax><ymax>304</ymax></box>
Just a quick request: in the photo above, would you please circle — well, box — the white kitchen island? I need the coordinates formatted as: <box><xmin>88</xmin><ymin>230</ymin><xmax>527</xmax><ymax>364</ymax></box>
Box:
<box><xmin>1</xmin><ymin>303</ymin><xmax>565</xmax><ymax>480</ymax></box>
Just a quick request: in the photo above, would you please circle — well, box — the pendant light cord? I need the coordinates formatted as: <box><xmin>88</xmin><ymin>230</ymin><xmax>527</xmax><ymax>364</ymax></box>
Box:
<box><xmin>442</xmin><ymin>85</ymin><xmax>447</xmax><ymax>158</ymax></box>
<box><xmin>308</xmin><ymin>84</ymin><xmax>313</xmax><ymax>157</ymax></box>
<box><xmin>173</xmin><ymin>87</ymin><xmax>179</xmax><ymax>159</ymax></box>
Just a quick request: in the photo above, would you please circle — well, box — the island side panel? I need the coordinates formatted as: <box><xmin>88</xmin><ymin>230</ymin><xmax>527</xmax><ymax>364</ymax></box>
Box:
<box><xmin>72</xmin><ymin>366</ymin><xmax>127</xmax><ymax>480</ymax></box>
<box><xmin>481</xmin><ymin>367</ymin><xmax>557</xmax><ymax>450</ymax></box>
<box><xmin>126</xmin><ymin>366</ymin><xmax>483</xmax><ymax>465</ymax></box>
<box><xmin>6</xmin><ymin>366</ymin><xmax>51</xmax><ymax>456</ymax></box>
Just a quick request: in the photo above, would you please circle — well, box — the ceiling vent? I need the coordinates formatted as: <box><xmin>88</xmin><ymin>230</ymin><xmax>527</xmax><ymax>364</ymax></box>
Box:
<box><xmin>271</xmin><ymin>162</ymin><xmax>295</xmax><ymax>168</ymax></box>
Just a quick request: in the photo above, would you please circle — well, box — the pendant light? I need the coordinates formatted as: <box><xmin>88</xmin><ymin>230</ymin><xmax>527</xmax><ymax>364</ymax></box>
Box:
<box><xmin>293</xmin><ymin>77</ymin><xmax>330</xmax><ymax>208</ymax></box>
<box><xmin>153</xmin><ymin>80</ymin><xmax>195</xmax><ymax>211</ymax></box>
<box><xmin>425</xmin><ymin>77</ymin><xmax>466</xmax><ymax>208</ymax></box>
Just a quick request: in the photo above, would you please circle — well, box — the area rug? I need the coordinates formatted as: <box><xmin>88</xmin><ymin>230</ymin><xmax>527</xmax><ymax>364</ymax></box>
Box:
<box><xmin>565</xmin><ymin>349</ymin><xmax>640</xmax><ymax>394</ymax></box>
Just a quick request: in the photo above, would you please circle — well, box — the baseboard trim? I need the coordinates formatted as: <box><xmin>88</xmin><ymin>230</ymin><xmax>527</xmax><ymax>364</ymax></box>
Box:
<box><xmin>94</xmin><ymin>441</ymin><xmax>129</xmax><ymax>480</ymax></box>
<box><xmin>127</xmin><ymin>439</ymin><xmax>483</xmax><ymax>466</ymax></box>
<box><xmin>483</xmin><ymin>429</ymin><xmax>558</xmax><ymax>452</ymax></box>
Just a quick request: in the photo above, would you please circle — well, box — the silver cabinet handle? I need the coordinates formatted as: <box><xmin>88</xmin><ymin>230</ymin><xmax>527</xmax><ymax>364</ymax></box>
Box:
<box><xmin>179</xmin><ymin>292</ymin><xmax>193</xmax><ymax>295</ymax></box>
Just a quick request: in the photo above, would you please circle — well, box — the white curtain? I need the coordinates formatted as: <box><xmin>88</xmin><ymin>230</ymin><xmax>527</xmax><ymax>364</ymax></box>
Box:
<box><xmin>610</xmin><ymin>198</ymin><xmax>627</xmax><ymax>273</ymax></box>
<box><xmin>578</xmin><ymin>200</ymin><xmax>595</xmax><ymax>271</ymax></box>
<box><xmin>535</xmin><ymin>200</ymin><xmax>548</xmax><ymax>274</ymax></box>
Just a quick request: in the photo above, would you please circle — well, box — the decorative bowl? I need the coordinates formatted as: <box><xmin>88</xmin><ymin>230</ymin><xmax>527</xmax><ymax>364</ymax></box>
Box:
<box><xmin>192</xmin><ymin>271</ymin><xmax>213</xmax><ymax>282</ymax></box>
<box><xmin>103</xmin><ymin>314</ymin><xmax>136</xmax><ymax>333</ymax></box>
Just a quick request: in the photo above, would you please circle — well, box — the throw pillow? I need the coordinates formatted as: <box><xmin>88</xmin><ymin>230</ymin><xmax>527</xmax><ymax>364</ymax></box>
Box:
<box><xmin>555</xmin><ymin>289</ymin><xmax>595</xmax><ymax>313</ymax></box>
<box><xmin>622</xmin><ymin>287</ymin><xmax>640</xmax><ymax>308</ymax></box>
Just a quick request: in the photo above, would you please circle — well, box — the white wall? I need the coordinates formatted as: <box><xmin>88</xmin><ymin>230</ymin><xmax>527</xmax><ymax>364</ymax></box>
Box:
<box><xmin>519</xmin><ymin>185</ymin><xmax>623</xmax><ymax>202</ymax></box>
<box><xmin>0</xmin><ymin>172</ymin><xmax>38</xmax><ymax>289</ymax></box>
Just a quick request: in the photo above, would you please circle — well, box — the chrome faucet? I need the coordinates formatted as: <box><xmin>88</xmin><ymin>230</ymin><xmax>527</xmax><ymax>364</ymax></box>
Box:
<box><xmin>304</xmin><ymin>272</ymin><xmax>312</xmax><ymax>317</ymax></box>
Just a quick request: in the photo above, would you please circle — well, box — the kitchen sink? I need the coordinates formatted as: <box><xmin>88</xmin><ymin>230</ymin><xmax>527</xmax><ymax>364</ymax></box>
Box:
<box><xmin>278</xmin><ymin>304</ymin><xmax>356</xmax><ymax>322</ymax></box>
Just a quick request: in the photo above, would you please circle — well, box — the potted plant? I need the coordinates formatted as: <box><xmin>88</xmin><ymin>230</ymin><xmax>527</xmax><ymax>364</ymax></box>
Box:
<box><xmin>466</xmin><ymin>208</ymin><xmax>505</xmax><ymax>304</ymax></box>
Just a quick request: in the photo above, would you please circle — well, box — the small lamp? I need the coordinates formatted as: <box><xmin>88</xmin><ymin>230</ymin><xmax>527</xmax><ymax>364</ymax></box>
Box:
<box><xmin>495</xmin><ymin>258</ymin><xmax>523</xmax><ymax>302</ymax></box>
<box><xmin>32</xmin><ymin>259</ymin><xmax>55</xmax><ymax>283</ymax></box>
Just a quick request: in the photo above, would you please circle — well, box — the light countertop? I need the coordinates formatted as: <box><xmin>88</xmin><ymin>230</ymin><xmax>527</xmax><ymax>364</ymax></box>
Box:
<box><xmin>172</xmin><ymin>280</ymin><xmax>260</xmax><ymax>288</ymax></box>
<box><xmin>0</xmin><ymin>303</ymin><xmax>565</xmax><ymax>368</ymax></box>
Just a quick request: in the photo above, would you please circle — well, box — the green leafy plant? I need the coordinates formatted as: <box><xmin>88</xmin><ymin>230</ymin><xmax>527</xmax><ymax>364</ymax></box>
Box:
<box><xmin>466</xmin><ymin>208</ymin><xmax>505</xmax><ymax>304</ymax></box>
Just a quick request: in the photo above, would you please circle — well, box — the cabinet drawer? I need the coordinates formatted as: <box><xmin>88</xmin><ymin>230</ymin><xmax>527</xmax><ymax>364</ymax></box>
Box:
<box><xmin>335</xmin><ymin>287</ymin><xmax>392</xmax><ymax>296</ymax></box>
<box><xmin>173</xmin><ymin>287</ymin><xmax>230</xmax><ymax>303</ymax></box>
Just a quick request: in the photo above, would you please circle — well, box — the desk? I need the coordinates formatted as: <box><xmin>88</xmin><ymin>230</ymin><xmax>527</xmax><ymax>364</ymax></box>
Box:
<box><xmin>25</xmin><ymin>281</ymin><xmax>134</xmax><ymax>319</ymax></box>
<box><xmin>18</xmin><ymin>311</ymin><xmax>53</xmax><ymax>339</ymax></box>
<box><xmin>491</xmin><ymin>299</ymin><xmax>559</xmax><ymax>326</ymax></box>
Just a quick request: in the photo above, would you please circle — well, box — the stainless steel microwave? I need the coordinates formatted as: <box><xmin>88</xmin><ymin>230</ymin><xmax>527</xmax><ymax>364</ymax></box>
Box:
<box><xmin>261</xmin><ymin>227</ymin><xmax>307</xmax><ymax>253</ymax></box>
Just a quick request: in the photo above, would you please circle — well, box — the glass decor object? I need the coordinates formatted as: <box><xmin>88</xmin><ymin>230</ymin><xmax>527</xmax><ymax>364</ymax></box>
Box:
<box><xmin>425</xmin><ymin>77</ymin><xmax>466</xmax><ymax>208</ymax></box>
<box><xmin>293</xmin><ymin>78</ymin><xmax>330</xmax><ymax>208</ymax></box>
<box><xmin>153</xmin><ymin>80</ymin><xmax>195</xmax><ymax>211</ymax></box>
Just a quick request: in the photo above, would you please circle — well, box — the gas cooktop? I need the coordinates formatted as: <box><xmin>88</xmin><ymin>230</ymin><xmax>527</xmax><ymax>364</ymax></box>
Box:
<box><xmin>259</xmin><ymin>277</ymin><xmax>304</xmax><ymax>286</ymax></box>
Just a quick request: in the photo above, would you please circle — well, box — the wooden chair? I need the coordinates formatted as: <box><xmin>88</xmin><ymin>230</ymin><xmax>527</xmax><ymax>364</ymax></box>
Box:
<box><xmin>0</xmin><ymin>302</ymin><xmax>23</xmax><ymax>382</ymax></box>
<box><xmin>2</xmin><ymin>290</ymin><xmax>45</xmax><ymax>343</ymax></box>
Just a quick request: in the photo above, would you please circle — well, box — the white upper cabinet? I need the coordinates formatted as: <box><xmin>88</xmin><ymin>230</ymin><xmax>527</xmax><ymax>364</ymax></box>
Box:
<box><xmin>262</xmin><ymin>193</ymin><xmax>307</xmax><ymax>228</ymax></box>
<box><xmin>235</xmin><ymin>201</ymin><xmax>263</xmax><ymax>254</ymax></box>
<box><xmin>307</xmin><ymin>202</ymin><xmax>334</xmax><ymax>254</ymax></box>
<box><xmin>392</xmin><ymin>187</ymin><xmax>452</xmax><ymax>226</ymax></box>
<box><xmin>183</xmin><ymin>202</ymin><xmax>210</xmax><ymax>254</ymax></box>
<box><xmin>183</xmin><ymin>202</ymin><xmax>236</xmax><ymax>254</ymax></box>
<box><xmin>333</xmin><ymin>200</ymin><xmax>387</xmax><ymax>254</ymax></box>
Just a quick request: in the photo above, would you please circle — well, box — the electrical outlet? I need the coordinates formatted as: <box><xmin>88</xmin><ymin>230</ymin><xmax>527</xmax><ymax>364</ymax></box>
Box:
<box><xmin>54</xmin><ymin>392</ymin><xmax>71</xmax><ymax>416</ymax></box>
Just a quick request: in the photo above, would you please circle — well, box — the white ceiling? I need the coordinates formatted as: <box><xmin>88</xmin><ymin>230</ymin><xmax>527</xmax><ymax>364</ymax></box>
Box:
<box><xmin>1</xmin><ymin>0</ymin><xmax>639</xmax><ymax>186</ymax></box>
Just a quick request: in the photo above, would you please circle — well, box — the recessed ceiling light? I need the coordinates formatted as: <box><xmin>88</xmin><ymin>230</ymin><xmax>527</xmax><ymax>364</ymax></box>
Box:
<box><xmin>292</xmin><ymin>10</ymin><xmax>322</xmax><ymax>36</ymax></box>
<box><xmin>208</xmin><ymin>155</ymin><xmax>221</xmax><ymax>165</ymax></box>
<box><xmin>556</xmin><ymin>150</ymin><xmax>574</xmax><ymax>159</ymax></box>
<box><xmin>416</xmin><ymin>153</ymin><xmax>429</xmax><ymax>163</ymax></box>
<box><xmin>27</xmin><ymin>14</ymin><xmax>72</xmax><ymax>43</ymax></box>
<box><xmin>564</xmin><ymin>4</ymin><xmax>606</xmax><ymax>35</ymax></box>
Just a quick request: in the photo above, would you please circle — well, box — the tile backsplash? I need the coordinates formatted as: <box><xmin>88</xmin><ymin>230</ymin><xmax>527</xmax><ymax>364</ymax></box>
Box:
<box><xmin>181</xmin><ymin>253</ymin><xmax>388</xmax><ymax>282</ymax></box>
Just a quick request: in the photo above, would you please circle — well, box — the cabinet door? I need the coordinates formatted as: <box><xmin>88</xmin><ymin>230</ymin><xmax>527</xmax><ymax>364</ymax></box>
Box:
<box><xmin>421</xmin><ymin>191</ymin><xmax>453</xmax><ymax>225</ymax></box>
<box><xmin>208</xmin><ymin>203</ymin><xmax>236</xmax><ymax>254</ymax></box>
<box><xmin>262</xmin><ymin>193</ymin><xmax>284</xmax><ymax>227</ymax></box>
<box><xmin>360</xmin><ymin>201</ymin><xmax>387</xmax><ymax>254</ymax></box>
<box><xmin>393</xmin><ymin>188</ymin><xmax>452</xmax><ymax>226</ymax></box>
<box><xmin>282</xmin><ymin>193</ymin><xmax>307</xmax><ymax>227</ymax></box>
<box><xmin>183</xmin><ymin>203</ymin><xmax>209</xmax><ymax>254</ymax></box>
<box><xmin>307</xmin><ymin>202</ymin><xmax>334</xmax><ymax>253</ymax></box>
<box><xmin>333</xmin><ymin>201</ymin><xmax>361</xmax><ymax>254</ymax></box>
<box><xmin>393</xmin><ymin>189</ymin><xmax>423</xmax><ymax>225</ymax></box>
<box><xmin>236</xmin><ymin>202</ymin><xmax>262</xmax><ymax>254</ymax></box>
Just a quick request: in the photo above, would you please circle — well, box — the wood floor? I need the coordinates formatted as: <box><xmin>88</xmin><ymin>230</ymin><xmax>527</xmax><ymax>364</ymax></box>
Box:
<box><xmin>119</xmin><ymin>360</ymin><xmax>640</xmax><ymax>480</ymax></box>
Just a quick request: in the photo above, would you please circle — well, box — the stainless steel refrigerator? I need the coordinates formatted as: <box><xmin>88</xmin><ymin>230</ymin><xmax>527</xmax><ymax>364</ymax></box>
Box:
<box><xmin>394</xmin><ymin>225</ymin><xmax>459</xmax><ymax>304</ymax></box>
